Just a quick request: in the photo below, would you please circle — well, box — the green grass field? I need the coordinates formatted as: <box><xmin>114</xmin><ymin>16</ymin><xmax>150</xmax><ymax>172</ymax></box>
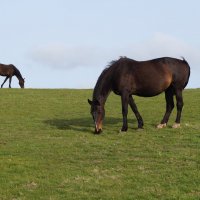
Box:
<box><xmin>0</xmin><ymin>88</ymin><xmax>199</xmax><ymax>200</ymax></box>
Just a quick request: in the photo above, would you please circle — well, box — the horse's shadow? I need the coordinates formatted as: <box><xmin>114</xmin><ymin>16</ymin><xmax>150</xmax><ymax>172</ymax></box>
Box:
<box><xmin>44</xmin><ymin>117</ymin><xmax>122</xmax><ymax>133</ymax></box>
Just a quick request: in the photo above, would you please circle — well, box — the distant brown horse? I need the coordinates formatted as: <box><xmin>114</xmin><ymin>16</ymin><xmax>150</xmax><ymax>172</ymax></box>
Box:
<box><xmin>88</xmin><ymin>57</ymin><xmax>190</xmax><ymax>133</ymax></box>
<box><xmin>0</xmin><ymin>64</ymin><xmax>25</xmax><ymax>88</ymax></box>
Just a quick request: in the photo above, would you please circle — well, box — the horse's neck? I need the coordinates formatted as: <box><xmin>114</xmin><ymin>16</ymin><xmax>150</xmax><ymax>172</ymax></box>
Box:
<box><xmin>15</xmin><ymin>73</ymin><xmax>23</xmax><ymax>81</ymax></box>
<box><xmin>93</xmin><ymin>78</ymin><xmax>111</xmax><ymax>105</ymax></box>
<box><xmin>14</xmin><ymin>68</ymin><xmax>23</xmax><ymax>80</ymax></box>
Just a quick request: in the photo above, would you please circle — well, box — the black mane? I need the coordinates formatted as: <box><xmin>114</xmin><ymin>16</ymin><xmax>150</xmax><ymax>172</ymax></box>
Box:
<box><xmin>93</xmin><ymin>67</ymin><xmax>110</xmax><ymax>101</ymax></box>
<box><xmin>13</xmin><ymin>65</ymin><xmax>23</xmax><ymax>79</ymax></box>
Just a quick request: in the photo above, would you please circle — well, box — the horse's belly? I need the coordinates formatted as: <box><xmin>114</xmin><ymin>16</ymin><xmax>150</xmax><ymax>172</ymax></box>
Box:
<box><xmin>135</xmin><ymin>81</ymin><xmax>171</xmax><ymax>97</ymax></box>
<box><xmin>135</xmin><ymin>88</ymin><xmax>164</xmax><ymax>97</ymax></box>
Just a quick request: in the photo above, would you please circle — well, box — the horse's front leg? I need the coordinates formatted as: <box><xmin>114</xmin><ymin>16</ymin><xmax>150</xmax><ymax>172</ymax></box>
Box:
<box><xmin>121</xmin><ymin>93</ymin><xmax>129</xmax><ymax>132</ymax></box>
<box><xmin>9</xmin><ymin>76</ymin><xmax>12</xmax><ymax>88</ymax></box>
<box><xmin>1</xmin><ymin>76</ymin><xmax>9</xmax><ymax>88</ymax></box>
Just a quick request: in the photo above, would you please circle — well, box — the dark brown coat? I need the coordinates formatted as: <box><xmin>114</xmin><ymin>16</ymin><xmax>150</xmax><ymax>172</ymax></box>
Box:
<box><xmin>0</xmin><ymin>64</ymin><xmax>25</xmax><ymax>88</ymax></box>
<box><xmin>88</xmin><ymin>57</ymin><xmax>190</xmax><ymax>133</ymax></box>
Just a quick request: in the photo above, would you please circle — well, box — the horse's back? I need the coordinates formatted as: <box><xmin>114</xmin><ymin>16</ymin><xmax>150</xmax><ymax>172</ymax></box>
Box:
<box><xmin>110</xmin><ymin>57</ymin><xmax>190</xmax><ymax>97</ymax></box>
<box><xmin>0</xmin><ymin>64</ymin><xmax>15</xmax><ymax>76</ymax></box>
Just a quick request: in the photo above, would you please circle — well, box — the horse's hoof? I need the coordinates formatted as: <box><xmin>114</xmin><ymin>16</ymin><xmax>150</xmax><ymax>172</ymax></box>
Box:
<box><xmin>119</xmin><ymin>129</ymin><xmax>127</xmax><ymax>133</ymax></box>
<box><xmin>157</xmin><ymin>123</ymin><xmax>167</xmax><ymax>129</ymax></box>
<box><xmin>172</xmin><ymin>123</ymin><xmax>180</xmax><ymax>128</ymax></box>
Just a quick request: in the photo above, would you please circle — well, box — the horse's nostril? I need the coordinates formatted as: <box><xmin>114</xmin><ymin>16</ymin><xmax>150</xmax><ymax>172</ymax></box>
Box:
<box><xmin>95</xmin><ymin>128</ymin><xmax>102</xmax><ymax>134</ymax></box>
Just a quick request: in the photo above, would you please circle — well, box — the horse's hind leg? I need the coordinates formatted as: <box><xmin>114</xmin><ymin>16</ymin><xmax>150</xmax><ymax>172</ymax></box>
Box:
<box><xmin>157</xmin><ymin>88</ymin><xmax>174</xmax><ymax>128</ymax></box>
<box><xmin>1</xmin><ymin>76</ymin><xmax>9</xmax><ymax>88</ymax></box>
<box><xmin>129</xmin><ymin>96</ymin><xmax>143</xmax><ymax>129</ymax></box>
<box><xmin>172</xmin><ymin>89</ymin><xmax>183</xmax><ymax>128</ymax></box>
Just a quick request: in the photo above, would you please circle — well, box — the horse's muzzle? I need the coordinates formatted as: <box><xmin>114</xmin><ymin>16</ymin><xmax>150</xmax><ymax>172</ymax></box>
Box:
<box><xmin>95</xmin><ymin>128</ymin><xmax>102</xmax><ymax>134</ymax></box>
<box><xmin>94</xmin><ymin>122</ymin><xmax>102</xmax><ymax>134</ymax></box>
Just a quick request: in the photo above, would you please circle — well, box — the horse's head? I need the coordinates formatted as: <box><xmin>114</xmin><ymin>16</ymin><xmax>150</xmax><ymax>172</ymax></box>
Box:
<box><xmin>88</xmin><ymin>99</ymin><xmax>105</xmax><ymax>134</ymax></box>
<box><xmin>19</xmin><ymin>78</ymin><xmax>25</xmax><ymax>88</ymax></box>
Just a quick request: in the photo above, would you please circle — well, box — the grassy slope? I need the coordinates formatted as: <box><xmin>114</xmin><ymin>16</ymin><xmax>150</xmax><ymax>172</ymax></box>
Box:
<box><xmin>0</xmin><ymin>88</ymin><xmax>199</xmax><ymax>200</ymax></box>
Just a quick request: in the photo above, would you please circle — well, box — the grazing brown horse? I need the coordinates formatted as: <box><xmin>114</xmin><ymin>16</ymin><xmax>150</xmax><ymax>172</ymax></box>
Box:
<box><xmin>0</xmin><ymin>64</ymin><xmax>25</xmax><ymax>88</ymax></box>
<box><xmin>88</xmin><ymin>57</ymin><xmax>190</xmax><ymax>134</ymax></box>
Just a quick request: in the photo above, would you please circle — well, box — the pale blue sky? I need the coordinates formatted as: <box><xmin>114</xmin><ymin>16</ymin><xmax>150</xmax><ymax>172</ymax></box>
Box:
<box><xmin>0</xmin><ymin>0</ymin><xmax>199</xmax><ymax>88</ymax></box>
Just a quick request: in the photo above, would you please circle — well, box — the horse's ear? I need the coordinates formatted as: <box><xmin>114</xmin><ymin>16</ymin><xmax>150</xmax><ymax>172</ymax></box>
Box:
<box><xmin>88</xmin><ymin>99</ymin><xmax>92</xmax><ymax>105</ymax></box>
<box><xmin>88</xmin><ymin>99</ymin><xmax>100</xmax><ymax>106</ymax></box>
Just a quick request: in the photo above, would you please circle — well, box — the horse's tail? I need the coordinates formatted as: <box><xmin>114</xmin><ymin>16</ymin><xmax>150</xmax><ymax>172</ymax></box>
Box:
<box><xmin>181</xmin><ymin>57</ymin><xmax>190</xmax><ymax>89</ymax></box>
